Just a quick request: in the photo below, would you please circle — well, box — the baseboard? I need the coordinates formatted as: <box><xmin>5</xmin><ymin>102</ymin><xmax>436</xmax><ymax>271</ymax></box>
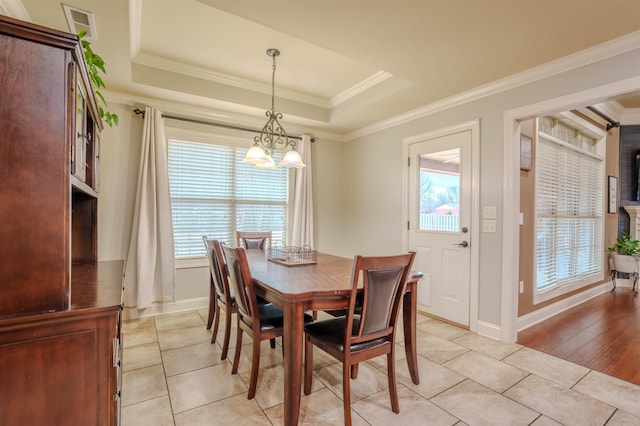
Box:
<box><xmin>123</xmin><ymin>297</ymin><xmax>208</xmax><ymax>321</ymax></box>
<box><xmin>475</xmin><ymin>320</ymin><xmax>502</xmax><ymax>341</ymax></box>
<box><xmin>517</xmin><ymin>282</ymin><xmax>611</xmax><ymax>332</ymax></box>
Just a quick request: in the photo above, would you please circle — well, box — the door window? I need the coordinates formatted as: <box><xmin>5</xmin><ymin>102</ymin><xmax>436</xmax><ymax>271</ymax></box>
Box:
<box><xmin>418</xmin><ymin>148</ymin><xmax>460</xmax><ymax>232</ymax></box>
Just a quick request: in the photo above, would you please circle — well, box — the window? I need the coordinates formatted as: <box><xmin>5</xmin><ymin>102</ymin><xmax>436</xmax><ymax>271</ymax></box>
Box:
<box><xmin>418</xmin><ymin>150</ymin><xmax>461</xmax><ymax>232</ymax></box>
<box><xmin>167</xmin><ymin>138</ymin><xmax>289</xmax><ymax>259</ymax></box>
<box><xmin>534</xmin><ymin>116</ymin><xmax>604</xmax><ymax>301</ymax></box>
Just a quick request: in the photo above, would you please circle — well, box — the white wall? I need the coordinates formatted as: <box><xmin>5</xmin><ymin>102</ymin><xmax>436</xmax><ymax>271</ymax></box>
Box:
<box><xmin>97</xmin><ymin>102</ymin><xmax>142</xmax><ymax>261</ymax></box>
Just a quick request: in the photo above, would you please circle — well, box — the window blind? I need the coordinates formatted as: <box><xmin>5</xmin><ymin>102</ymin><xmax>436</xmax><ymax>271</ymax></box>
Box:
<box><xmin>168</xmin><ymin>139</ymin><xmax>289</xmax><ymax>258</ymax></box>
<box><xmin>535</xmin><ymin>134</ymin><xmax>603</xmax><ymax>292</ymax></box>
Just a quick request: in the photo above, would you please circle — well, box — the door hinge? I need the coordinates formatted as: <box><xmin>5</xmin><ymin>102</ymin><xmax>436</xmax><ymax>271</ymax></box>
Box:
<box><xmin>407</xmin><ymin>221</ymin><xmax>410</xmax><ymax>230</ymax></box>
<box><xmin>408</xmin><ymin>157</ymin><xmax>411</xmax><ymax>166</ymax></box>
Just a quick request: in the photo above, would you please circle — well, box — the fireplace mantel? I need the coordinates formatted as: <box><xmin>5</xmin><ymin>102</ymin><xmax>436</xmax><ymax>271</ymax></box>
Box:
<box><xmin>623</xmin><ymin>206</ymin><xmax>640</xmax><ymax>240</ymax></box>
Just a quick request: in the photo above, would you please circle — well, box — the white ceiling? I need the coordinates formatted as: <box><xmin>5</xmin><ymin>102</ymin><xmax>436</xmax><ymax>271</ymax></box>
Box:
<box><xmin>12</xmin><ymin>0</ymin><xmax>640</xmax><ymax>137</ymax></box>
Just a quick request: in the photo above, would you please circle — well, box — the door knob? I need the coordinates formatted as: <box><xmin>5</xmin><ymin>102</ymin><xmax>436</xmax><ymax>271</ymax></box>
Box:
<box><xmin>453</xmin><ymin>240</ymin><xmax>469</xmax><ymax>248</ymax></box>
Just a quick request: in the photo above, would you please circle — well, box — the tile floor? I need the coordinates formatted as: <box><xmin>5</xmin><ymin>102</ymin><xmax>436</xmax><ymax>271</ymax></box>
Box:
<box><xmin>121</xmin><ymin>309</ymin><xmax>640</xmax><ymax>425</ymax></box>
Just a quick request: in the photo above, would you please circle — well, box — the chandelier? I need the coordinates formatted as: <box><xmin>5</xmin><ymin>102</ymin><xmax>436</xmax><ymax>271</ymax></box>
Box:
<box><xmin>242</xmin><ymin>49</ymin><xmax>305</xmax><ymax>169</ymax></box>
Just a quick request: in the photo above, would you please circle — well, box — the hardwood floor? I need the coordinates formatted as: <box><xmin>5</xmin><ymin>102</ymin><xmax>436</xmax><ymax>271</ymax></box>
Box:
<box><xmin>517</xmin><ymin>287</ymin><xmax>640</xmax><ymax>386</ymax></box>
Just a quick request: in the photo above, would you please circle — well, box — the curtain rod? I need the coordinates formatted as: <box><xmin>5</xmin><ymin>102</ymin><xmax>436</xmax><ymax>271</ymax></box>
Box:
<box><xmin>585</xmin><ymin>106</ymin><xmax>620</xmax><ymax>131</ymax></box>
<box><xmin>132</xmin><ymin>108</ymin><xmax>315</xmax><ymax>142</ymax></box>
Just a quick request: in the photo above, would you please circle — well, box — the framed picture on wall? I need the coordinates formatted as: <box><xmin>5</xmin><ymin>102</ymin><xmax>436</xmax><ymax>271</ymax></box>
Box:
<box><xmin>520</xmin><ymin>135</ymin><xmax>533</xmax><ymax>171</ymax></box>
<box><xmin>608</xmin><ymin>175</ymin><xmax>618</xmax><ymax>214</ymax></box>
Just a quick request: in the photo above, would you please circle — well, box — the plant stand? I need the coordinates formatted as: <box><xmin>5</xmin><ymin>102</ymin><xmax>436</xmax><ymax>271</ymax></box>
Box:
<box><xmin>609</xmin><ymin>254</ymin><xmax>639</xmax><ymax>296</ymax></box>
<box><xmin>610</xmin><ymin>269</ymin><xmax>639</xmax><ymax>296</ymax></box>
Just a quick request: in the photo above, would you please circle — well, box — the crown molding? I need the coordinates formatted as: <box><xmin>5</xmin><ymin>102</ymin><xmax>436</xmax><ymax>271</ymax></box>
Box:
<box><xmin>105</xmin><ymin>89</ymin><xmax>347</xmax><ymax>142</ymax></box>
<box><xmin>0</xmin><ymin>0</ymin><xmax>30</xmax><ymax>21</ymax></box>
<box><xmin>133</xmin><ymin>52</ymin><xmax>330</xmax><ymax>108</ymax></box>
<box><xmin>330</xmin><ymin>71</ymin><xmax>393</xmax><ymax>107</ymax></box>
<box><xmin>348</xmin><ymin>31</ymin><xmax>640</xmax><ymax>141</ymax></box>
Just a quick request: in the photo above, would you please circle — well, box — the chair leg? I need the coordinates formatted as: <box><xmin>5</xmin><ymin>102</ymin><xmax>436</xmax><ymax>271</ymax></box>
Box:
<box><xmin>220</xmin><ymin>307</ymin><xmax>233</xmax><ymax>360</ymax></box>
<box><xmin>206</xmin><ymin>287</ymin><xmax>216</xmax><ymax>329</ymax></box>
<box><xmin>343</xmin><ymin>362</ymin><xmax>352</xmax><ymax>426</ymax></box>
<box><xmin>387</xmin><ymin>352</ymin><xmax>399</xmax><ymax>414</ymax></box>
<box><xmin>350</xmin><ymin>364</ymin><xmax>359</xmax><ymax>380</ymax></box>
<box><xmin>270</xmin><ymin>338</ymin><xmax>276</xmax><ymax>348</ymax></box>
<box><xmin>303</xmin><ymin>335</ymin><xmax>313</xmax><ymax>395</ymax></box>
<box><xmin>231</xmin><ymin>325</ymin><xmax>243</xmax><ymax>375</ymax></box>
<box><xmin>247</xmin><ymin>336</ymin><xmax>262</xmax><ymax>400</ymax></box>
<box><xmin>210</xmin><ymin>302</ymin><xmax>220</xmax><ymax>344</ymax></box>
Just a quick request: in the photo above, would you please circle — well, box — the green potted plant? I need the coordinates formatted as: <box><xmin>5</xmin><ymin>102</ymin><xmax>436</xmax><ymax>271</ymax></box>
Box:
<box><xmin>78</xmin><ymin>30</ymin><xmax>118</xmax><ymax>127</ymax></box>
<box><xmin>607</xmin><ymin>231</ymin><xmax>640</xmax><ymax>274</ymax></box>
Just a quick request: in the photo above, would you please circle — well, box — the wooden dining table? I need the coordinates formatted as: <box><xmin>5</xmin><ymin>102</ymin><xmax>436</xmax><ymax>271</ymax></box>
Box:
<box><xmin>246</xmin><ymin>251</ymin><xmax>423</xmax><ymax>426</ymax></box>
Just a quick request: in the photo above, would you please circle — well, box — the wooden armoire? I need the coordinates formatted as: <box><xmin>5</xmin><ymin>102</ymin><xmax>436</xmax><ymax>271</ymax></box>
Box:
<box><xmin>0</xmin><ymin>15</ymin><xmax>123</xmax><ymax>425</ymax></box>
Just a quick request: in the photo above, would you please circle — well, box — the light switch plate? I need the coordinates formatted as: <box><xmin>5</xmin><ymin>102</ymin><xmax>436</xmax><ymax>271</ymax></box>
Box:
<box><xmin>483</xmin><ymin>219</ymin><xmax>497</xmax><ymax>233</ymax></box>
<box><xmin>483</xmin><ymin>206</ymin><xmax>497</xmax><ymax>219</ymax></box>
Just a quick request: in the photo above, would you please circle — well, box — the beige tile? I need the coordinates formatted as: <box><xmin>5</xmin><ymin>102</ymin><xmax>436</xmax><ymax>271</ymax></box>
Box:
<box><xmin>503</xmin><ymin>347</ymin><xmax>590</xmax><ymax>388</ymax></box>
<box><xmin>195</xmin><ymin>307</ymin><xmax>210</xmax><ymax>324</ymax></box>
<box><xmin>452</xmin><ymin>332</ymin><xmax>522</xmax><ymax>360</ymax></box>
<box><xmin>306</xmin><ymin>343</ymin><xmax>340</xmax><ymax>371</ymax></box>
<box><xmin>215</xmin><ymin>319</ymin><xmax>255</xmax><ymax>352</ymax></box>
<box><xmin>121</xmin><ymin>395</ymin><xmax>174</xmax><ymax>426</ymax></box>
<box><xmin>391</xmin><ymin>315</ymin><xmax>430</xmax><ymax>343</ymax></box>
<box><xmin>573</xmin><ymin>370</ymin><xmax>640</xmax><ymax>418</ymax></box>
<box><xmin>174</xmin><ymin>394</ymin><xmax>271</xmax><ymax>426</ymax></box>
<box><xmin>365</xmin><ymin>343</ymin><xmax>406</xmax><ymax>370</ymax></box>
<box><xmin>443</xmin><ymin>351</ymin><xmax>529</xmax><ymax>392</ymax></box>
<box><xmin>167</xmin><ymin>363</ymin><xmax>246</xmax><ymax>413</ymax></box>
<box><xmin>415</xmin><ymin>313</ymin><xmax>432</xmax><ymax>324</ymax></box>
<box><xmin>530</xmin><ymin>415</ymin><xmax>563</xmax><ymax>425</ymax></box>
<box><xmin>606</xmin><ymin>409</ymin><xmax>640</xmax><ymax>425</ymax></box>
<box><xmin>413</xmin><ymin>333</ymin><xmax>469</xmax><ymax>364</ymax></box>
<box><xmin>122</xmin><ymin>317</ymin><xmax>157</xmax><ymax>348</ymax></box>
<box><xmin>233</xmin><ymin>339</ymin><xmax>285</xmax><ymax>374</ymax></box>
<box><xmin>122</xmin><ymin>310</ymin><xmax>640</xmax><ymax>425</ymax></box>
<box><xmin>417</xmin><ymin>320</ymin><xmax>469</xmax><ymax>340</ymax></box>
<box><xmin>162</xmin><ymin>341</ymin><xmax>225</xmax><ymax>376</ymax></box>
<box><xmin>157</xmin><ymin>325</ymin><xmax>212</xmax><ymax>351</ymax></box>
<box><xmin>431</xmin><ymin>380</ymin><xmax>539</xmax><ymax>426</ymax></box>
<box><xmin>121</xmin><ymin>364</ymin><xmax>168</xmax><ymax>406</ymax></box>
<box><xmin>353</xmin><ymin>384</ymin><xmax>459</xmax><ymax>425</ymax></box>
<box><xmin>395</xmin><ymin>355</ymin><xmax>465</xmax><ymax>399</ymax></box>
<box><xmin>238</xmin><ymin>362</ymin><xmax>325</xmax><ymax>410</ymax></box>
<box><xmin>313</xmin><ymin>360</ymin><xmax>390</xmax><ymax>403</ymax></box>
<box><xmin>123</xmin><ymin>342</ymin><xmax>162</xmax><ymax>371</ymax></box>
<box><xmin>155</xmin><ymin>310</ymin><xmax>205</xmax><ymax>331</ymax></box>
<box><xmin>264</xmin><ymin>387</ymin><xmax>369</xmax><ymax>426</ymax></box>
<box><xmin>504</xmin><ymin>374</ymin><xmax>615</xmax><ymax>426</ymax></box>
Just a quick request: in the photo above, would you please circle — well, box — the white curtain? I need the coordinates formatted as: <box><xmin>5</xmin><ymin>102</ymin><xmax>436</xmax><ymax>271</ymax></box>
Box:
<box><xmin>290</xmin><ymin>134</ymin><xmax>314</xmax><ymax>248</ymax></box>
<box><xmin>123</xmin><ymin>107</ymin><xmax>176</xmax><ymax>308</ymax></box>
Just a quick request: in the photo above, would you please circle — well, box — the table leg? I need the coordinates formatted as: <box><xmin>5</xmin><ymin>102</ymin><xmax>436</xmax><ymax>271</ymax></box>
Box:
<box><xmin>283</xmin><ymin>302</ymin><xmax>304</xmax><ymax>426</ymax></box>
<box><xmin>403</xmin><ymin>280</ymin><xmax>420</xmax><ymax>385</ymax></box>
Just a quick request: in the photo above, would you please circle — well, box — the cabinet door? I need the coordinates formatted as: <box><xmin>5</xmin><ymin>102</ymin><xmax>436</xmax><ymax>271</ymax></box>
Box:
<box><xmin>0</xmin><ymin>29</ymin><xmax>70</xmax><ymax>316</ymax></box>
<box><xmin>94</xmin><ymin>133</ymin><xmax>101</xmax><ymax>192</ymax></box>
<box><xmin>73</xmin><ymin>80</ymin><xmax>87</xmax><ymax>182</ymax></box>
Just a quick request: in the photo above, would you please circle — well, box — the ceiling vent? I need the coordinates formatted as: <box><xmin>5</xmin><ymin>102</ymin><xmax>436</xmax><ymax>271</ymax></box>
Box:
<box><xmin>63</xmin><ymin>4</ymin><xmax>97</xmax><ymax>39</ymax></box>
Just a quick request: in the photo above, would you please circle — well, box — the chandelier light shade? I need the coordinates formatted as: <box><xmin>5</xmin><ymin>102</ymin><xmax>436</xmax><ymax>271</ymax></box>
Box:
<box><xmin>243</xmin><ymin>48</ymin><xmax>306</xmax><ymax>169</ymax></box>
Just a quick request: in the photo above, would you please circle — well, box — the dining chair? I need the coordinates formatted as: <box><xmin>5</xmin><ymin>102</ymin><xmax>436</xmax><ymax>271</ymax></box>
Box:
<box><xmin>236</xmin><ymin>230</ymin><xmax>272</xmax><ymax>251</ymax></box>
<box><xmin>303</xmin><ymin>252</ymin><xmax>416</xmax><ymax>425</ymax></box>
<box><xmin>222</xmin><ymin>245</ymin><xmax>312</xmax><ymax>399</ymax></box>
<box><xmin>202</xmin><ymin>237</ymin><xmax>236</xmax><ymax>360</ymax></box>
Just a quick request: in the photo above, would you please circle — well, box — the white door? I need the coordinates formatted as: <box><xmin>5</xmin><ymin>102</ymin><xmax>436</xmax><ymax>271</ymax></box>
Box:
<box><xmin>408</xmin><ymin>129</ymin><xmax>472</xmax><ymax>326</ymax></box>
